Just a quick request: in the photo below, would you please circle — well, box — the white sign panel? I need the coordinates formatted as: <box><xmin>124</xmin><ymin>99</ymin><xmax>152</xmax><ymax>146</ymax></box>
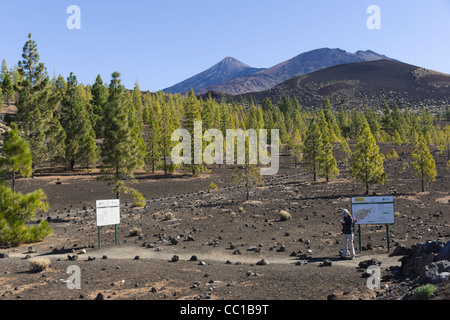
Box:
<box><xmin>351</xmin><ymin>196</ymin><xmax>394</xmax><ymax>225</ymax></box>
<box><xmin>96</xmin><ymin>199</ymin><xmax>120</xmax><ymax>227</ymax></box>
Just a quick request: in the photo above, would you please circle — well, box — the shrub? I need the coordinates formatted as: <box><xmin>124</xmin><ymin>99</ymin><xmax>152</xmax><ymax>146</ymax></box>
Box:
<box><xmin>132</xmin><ymin>190</ymin><xmax>146</xmax><ymax>207</ymax></box>
<box><xmin>129</xmin><ymin>227</ymin><xmax>142</xmax><ymax>237</ymax></box>
<box><xmin>413</xmin><ymin>284</ymin><xmax>435</xmax><ymax>300</ymax></box>
<box><xmin>209</xmin><ymin>182</ymin><xmax>218</xmax><ymax>191</ymax></box>
<box><xmin>279</xmin><ymin>210</ymin><xmax>291</xmax><ymax>221</ymax></box>
<box><xmin>164</xmin><ymin>212</ymin><xmax>175</xmax><ymax>221</ymax></box>
<box><xmin>29</xmin><ymin>257</ymin><xmax>51</xmax><ymax>272</ymax></box>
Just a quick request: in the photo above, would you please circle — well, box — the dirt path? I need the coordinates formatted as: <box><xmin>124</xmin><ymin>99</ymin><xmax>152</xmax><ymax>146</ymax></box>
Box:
<box><xmin>7</xmin><ymin>243</ymin><xmax>402</xmax><ymax>269</ymax></box>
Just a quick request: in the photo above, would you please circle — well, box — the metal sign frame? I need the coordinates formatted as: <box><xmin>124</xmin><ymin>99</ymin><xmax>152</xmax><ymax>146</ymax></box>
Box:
<box><xmin>351</xmin><ymin>196</ymin><xmax>395</xmax><ymax>253</ymax></box>
<box><xmin>95</xmin><ymin>199</ymin><xmax>120</xmax><ymax>248</ymax></box>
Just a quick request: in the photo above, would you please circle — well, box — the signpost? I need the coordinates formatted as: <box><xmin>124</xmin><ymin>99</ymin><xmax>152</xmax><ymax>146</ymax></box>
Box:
<box><xmin>351</xmin><ymin>196</ymin><xmax>394</xmax><ymax>253</ymax></box>
<box><xmin>96</xmin><ymin>199</ymin><xmax>120</xmax><ymax>248</ymax></box>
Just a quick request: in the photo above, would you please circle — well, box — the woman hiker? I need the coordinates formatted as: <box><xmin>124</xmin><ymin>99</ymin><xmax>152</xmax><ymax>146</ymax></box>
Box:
<box><xmin>340</xmin><ymin>209</ymin><xmax>356</xmax><ymax>260</ymax></box>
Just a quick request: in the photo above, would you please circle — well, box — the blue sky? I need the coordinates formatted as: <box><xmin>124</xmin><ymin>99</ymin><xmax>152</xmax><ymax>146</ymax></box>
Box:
<box><xmin>0</xmin><ymin>0</ymin><xmax>449</xmax><ymax>91</ymax></box>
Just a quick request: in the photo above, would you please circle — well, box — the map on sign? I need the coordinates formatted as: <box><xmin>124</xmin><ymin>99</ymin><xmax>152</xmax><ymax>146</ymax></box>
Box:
<box><xmin>96</xmin><ymin>199</ymin><xmax>120</xmax><ymax>227</ymax></box>
<box><xmin>351</xmin><ymin>196</ymin><xmax>394</xmax><ymax>225</ymax></box>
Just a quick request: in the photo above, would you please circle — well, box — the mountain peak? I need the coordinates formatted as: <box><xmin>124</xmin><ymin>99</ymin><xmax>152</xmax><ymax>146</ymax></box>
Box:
<box><xmin>213</xmin><ymin>57</ymin><xmax>253</xmax><ymax>75</ymax></box>
<box><xmin>163</xmin><ymin>57</ymin><xmax>264</xmax><ymax>94</ymax></box>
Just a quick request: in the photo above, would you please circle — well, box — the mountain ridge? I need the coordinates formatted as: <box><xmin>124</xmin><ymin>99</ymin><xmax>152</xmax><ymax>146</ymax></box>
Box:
<box><xmin>199</xmin><ymin>48</ymin><xmax>393</xmax><ymax>95</ymax></box>
<box><xmin>238</xmin><ymin>59</ymin><xmax>450</xmax><ymax>112</ymax></box>
<box><xmin>163</xmin><ymin>48</ymin><xmax>393</xmax><ymax>95</ymax></box>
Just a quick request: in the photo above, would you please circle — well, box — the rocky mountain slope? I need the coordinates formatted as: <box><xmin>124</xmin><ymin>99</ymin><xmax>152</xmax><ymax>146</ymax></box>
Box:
<box><xmin>240</xmin><ymin>59</ymin><xmax>450</xmax><ymax>112</ymax></box>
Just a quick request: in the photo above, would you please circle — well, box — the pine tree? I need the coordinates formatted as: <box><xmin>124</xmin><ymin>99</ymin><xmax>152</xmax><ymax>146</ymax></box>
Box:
<box><xmin>16</xmin><ymin>34</ymin><xmax>64</xmax><ymax>167</ymax></box>
<box><xmin>125</xmin><ymin>90</ymin><xmax>146</xmax><ymax>159</ymax></box>
<box><xmin>391</xmin><ymin>103</ymin><xmax>407</xmax><ymax>143</ymax></box>
<box><xmin>183</xmin><ymin>88</ymin><xmax>205</xmax><ymax>175</ymax></box>
<box><xmin>132</xmin><ymin>81</ymin><xmax>144</xmax><ymax>130</ymax></box>
<box><xmin>363</xmin><ymin>106</ymin><xmax>381</xmax><ymax>140</ymax></box>
<box><xmin>232</xmin><ymin>164</ymin><xmax>264</xmax><ymax>200</ymax></box>
<box><xmin>144</xmin><ymin>104</ymin><xmax>162</xmax><ymax>173</ymax></box>
<box><xmin>45</xmin><ymin>112</ymin><xmax>66</xmax><ymax>166</ymax></box>
<box><xmin>441</xmin><ymin>124</ymin><xmax>450</xmax><ymax>162</ymax></box>
<box><xmin>0</xmin><ymin>180</ymin><xmax>50</xmax><ymax>246</ymax></box>
<box><xmin>99</xmin><ymin>72</ymin><xmax>143</xmax><ymax>199</ymax></box>
<box><xmin>158</xmin><ymin>100</ymin><xmax>176</xmax><ymax>175</ymax></box>
<box><xmin>61</xmin><ymin>73</ymin><xmax>98</xmax><ymax>170</ymax></box>
<box><xmin>262</xmin><ymin>98</ymin><xmax>275</xmax><ymax>136</ymax></box>
<box><xmin>0</xmin><ymin>123</ymin><xmax>32</xmax><ymax>193</ymax></box>
<box><xmin>350</xmin><ymin>124</ymin><xmax>386</xmax><ymax>194</ymax></box>
<box><xmin>90</xmin><ymin>74</ymin><xmax>108</xmax><ymax>138</ymax></box>
<box><xmin>420</xmin><ymin>108</ymin><xmax>434</xmax><ymax>137</ymax></box>
<box><xmin>317</xmin><ymin>141</ymin><xmax>339</xmax><ymax>182</ymax></box>
<box><xmin>339</xmin><ymin>136</ymin><xmax>352</xmax><ymax>168</ymax></box>
<box><xmin>0</xmin><ymin>60</ymin><xmax>8</xmax><ymax>80</ymax></box>
<box><xmin>278</xmin><ymin>95</ymin><xmax>292</xmax><ymax>116</ymax></box>
<box><xmin>381</xmin><ymin>101</ymin><xmax>393</xmax><ymax>137</ymax></box>
<box><xmin>337</xmin><ymin>106</ymin><xmax>351</xmax><ymax>139</ymax></box>
<box><xmin>289</xmin><ymin>129</ymin><xmax>303</xmax><ymax>168</ymax></box>
<box><xmin>411</xmin><ymin>133</ymin><xmax>437</xmax><ymax>192</ymax></box>
<box><xmin>1</xmin><ymin>71</ymin><xmax>14</xmax><ymax>107</ymax></box>
<box><xmin>317</xmin><ymin>108</ymin><xmax>333</xmax><ymax>144</ymax></box>
<box><xmin>53</xmin><ymin>74</ymin><xmax>67</xmax><ymax>97</ymax></box>
<box><xmin>303</xmin><ymin>119</ymin><xmax>324</xmax><ymax>181</ymax></box>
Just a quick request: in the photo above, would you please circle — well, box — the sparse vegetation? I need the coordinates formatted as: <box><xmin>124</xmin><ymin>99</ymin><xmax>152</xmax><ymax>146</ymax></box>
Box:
<box><xmin>132</xmin><ymin>190</ymin><xmax>146</xmax><ymax>207</ymax></box>
<box><xmin>129</xmin><ymin>227</ymin><xmax>142</xmax><ymax>237</ymax></box>
<box><xmin>28</xmin><ymin>257</ymin><xmax>51</xmax><ymax>272</ymax></box>
<box><xmin>412</xmin><ymin>284</ymin><xmax>435</xmax><ymax>300</ymax></box>
<box><xmin>232</xmin><ymin>164</ymin><xmax>264</xmax><ymax>200</ymax></box>
<box><xmin>164</xmin><ymin>212</ymin><xmax>175</xmax><ymax>221</ymax></box>
<box><xmin>209</xmin><ymin>182</ymin><xmax>218</xmax><ymax>191</ymax></box>
<box><xmin>1</xmin><ymin>32</ymin><xmax>449</xmax><ymax>301</ymax></box>
<box><xmin>279</xmin><ymin>210</ymin><xmax>292</xmax><ymax>221</ymax></box>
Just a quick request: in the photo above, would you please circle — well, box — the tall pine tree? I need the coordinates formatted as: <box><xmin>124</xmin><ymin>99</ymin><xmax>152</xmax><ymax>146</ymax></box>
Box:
<box><xmin>183</xmin><ymin>89</ymin><xmax>206</xmax><ymax>175</ymax></box>
<box><xmin>411</xmin><ymin>132</ymin><xmax>437</xmax><ymax>192</ymax></box>
<box><xmin>303</xmin><ymin>119</ymin><xmax>324</xmax><ymax>181</ymax></box>
<box><xmin>158</xmin><ymin>100</ymin><xmax>176</xmax><ymax>175</ymax></box>
<box><xmin>144</xmin><ymin>103</ymin><xmax>162</xmax><ymax>173</ymax></box>
<box><xmin>99</xmin><ymin>72</ymin><xmax>143</xmax><ymax>199</ymax></box>
<box><xmin>89</xmin><ymin>74</ymin><xmax>108</xmax><ymax>138</ymax></box>
<box><xmin>318</xmin><ymin>141</ymin><xmax>339</xmax><ymax>182</ymax></box>
<box><xmin>16</xmin><ymin>34</ymin><xmax>65</xmax><ymax>167</ymax></box>
<box><xmin>350</xmin><ymin>124</ymin><xmax>386</xmax><ymax>194</ymax></box>
<box><xmin>61</xmin><ymin>73</ymin><xmax>98</xmax><ymax>170</ymax></box>
<box><xmin>289</xmin><ymin>129</ymin><xmax>303</xmax><ymax>168</ymax></box>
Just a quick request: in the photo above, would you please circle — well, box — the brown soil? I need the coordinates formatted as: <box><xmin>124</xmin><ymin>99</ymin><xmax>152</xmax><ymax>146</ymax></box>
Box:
<box><xmin>0</xmin><ymin>147</ymin><xmax>449</xmax><ymax>301</ymax></box>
